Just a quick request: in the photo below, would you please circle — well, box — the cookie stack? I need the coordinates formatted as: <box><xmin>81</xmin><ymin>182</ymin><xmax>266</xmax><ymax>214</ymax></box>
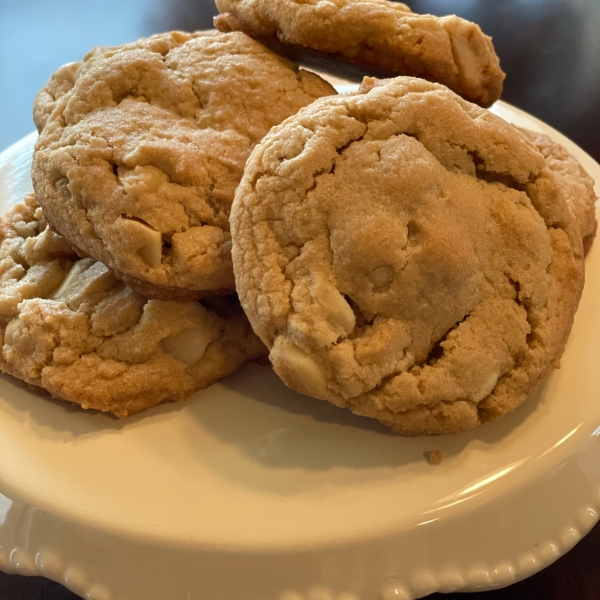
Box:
<box><xmin>1</xmin><ymin>0</ymin><xmax>596</xmax><ymax>435</ymax></box>
<box><xmin>2</xmin><ymin>29</ymin><xmax>335</xmax><ymax>417</ymax></box>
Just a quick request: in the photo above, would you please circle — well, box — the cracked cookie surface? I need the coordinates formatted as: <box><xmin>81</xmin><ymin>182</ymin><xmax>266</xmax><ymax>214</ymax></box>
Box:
<box><xmin>33</xmin><ymin>44</ymin><xmax>118</xmax><ymax>133</ymax></box>
<box><xmin>214</xmin><ymin>0</ymin><xmax>504</xmax><ymax>107</ymax></box>
<box><xmin>33</xmin><ymin>62</ymin><xmax>81</xmax><ymax>133</ymax></box>
<box><xmin>231</xmin><ymin>77</ymin><xmax>585</xmax><ymax>435</ymax></box>
<box><xmin>0</xmin><ymin>193</ymin><xmax>266</xmax><ymax>417</ymax></box>
<box><xmin>32</xmin><ymin>30</ymin><xmax>335</xmax><ymax>301</ymax></box>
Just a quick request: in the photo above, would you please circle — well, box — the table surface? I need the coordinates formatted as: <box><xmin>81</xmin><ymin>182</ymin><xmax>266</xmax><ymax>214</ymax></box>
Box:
<box><xmin>0</xmin><ymin>0</ymin><xmax>599</xmax><ymax>598</ymax></box>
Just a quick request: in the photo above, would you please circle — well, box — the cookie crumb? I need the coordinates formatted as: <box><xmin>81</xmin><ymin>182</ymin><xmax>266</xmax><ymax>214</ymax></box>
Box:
<box><xmin>426</xmin><ymin>450</ymin><xmax>445</xmax><ymax>465</ymax></box>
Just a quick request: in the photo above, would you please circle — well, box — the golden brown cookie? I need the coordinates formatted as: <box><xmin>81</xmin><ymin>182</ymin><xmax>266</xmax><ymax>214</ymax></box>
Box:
<box><xmin>0</xmin><ymin>193</ymin><xmax>266</xmax><ymax>418</ymax></box>
<box><xmin>231</xmin><ymin>77</ymin><xmax>584</xmax><ymax>435</ymax></box>
<box><xmin>519</xmin><ymin>128</ymin><xmax>597</xmax><ymax>256</ymax></box>
<box><xmin>214</xmin><ymin>0</ymin><xmax>504</xmax><ymax>107</ymax></box>
<box><xmin>32</xmin><ymin>30</ymin><xmax>335</xmax><ymax>301</ymax></box>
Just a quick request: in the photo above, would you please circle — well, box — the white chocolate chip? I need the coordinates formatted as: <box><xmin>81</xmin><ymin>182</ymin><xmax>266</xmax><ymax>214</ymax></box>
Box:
<box><xmin>116</xmin><ymin>216</ymin><xmax>163</xmax><ymax>268</ymax></box>
<box><xmin>474</xmin><ymin>369</ymin><xmax>500</xmax><ymax>401</ymax></box>
<box><xmin>118</xmin><ymin>165</ymin><xmax>170</xmax><ymax>195</ymax></box>
<box><xmin>270</xmin><ymin>340</ymin><xmax>328</xmax><ymax>398</ymax></box>
<box><xmin>161</xmin><ymin>327</ymin><xmax>213</xmax><ymax>367</ymax></box>
<box><xmin>52</xmin><ymin>259</ymin><xmax>117</xmax><ymax>310</ymax></box>
<box><xmin>51</xmin><ymin>259</ymin><xmax>94</xmax><ymax>300</ymax></box>
<box><xmin>317</xmin><ymin>283</ymin><xmax>356</xmax><ymax>335</ymax></box>
<box><xmin>119</xmin><ymin>96</ymin><xmax>148</xmax><ymax>107</ymax></box>
<box><xmin>138</xmin><ymin>234</ymin><xmax>162</xmax><ymax>268</ymax></box>
<box><xmin>449</xmin><ymin>31</ymin><xmax>481</xmax><ymax>88</ymax></box>
<box><xmin>368</xmin><ymin>265</ymin><xmax>394</xmax><ymax>289</ymax></box>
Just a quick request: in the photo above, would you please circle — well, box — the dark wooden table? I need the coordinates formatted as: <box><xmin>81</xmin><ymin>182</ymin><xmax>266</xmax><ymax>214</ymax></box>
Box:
<box><xmin>0</xmin><ymin>0</ymin><xmax>599</xmax><ymax>598</ymax></box>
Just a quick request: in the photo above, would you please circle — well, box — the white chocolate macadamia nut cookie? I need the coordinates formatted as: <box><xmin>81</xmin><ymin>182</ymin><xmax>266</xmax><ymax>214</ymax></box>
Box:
<box><xmin>214</xmin><ymin>0</ymin><xmax>504</xmax><ymax>107</ymax></box>
<box><xmin>231</xmin><ymin>77</ymin><xmax>585</xmax><ymax>435</ymax></box>
<box><xmin>32</xmin><ymin>30</ymin><xmax>335</xmax><ymax>301</ymax></box>
<box><xmin>0</xmin><ymin>194</ymin><xmax>266</xmax><ymax>418</ymax></box>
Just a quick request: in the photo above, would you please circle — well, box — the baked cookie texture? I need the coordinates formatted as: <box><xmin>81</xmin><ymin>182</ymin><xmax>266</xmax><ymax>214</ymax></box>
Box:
<box><xmin>231</xmin><ymin>77</ymin><xmax>585</xmax><ymax>435</ymax></box>
<box><xmin>33</xmin><ymin>45</ymin><xmax>115</xmax><ymax>132</ymax></box>
<box><xmin>520</xmin><ymin>128</ymin><xmax>597</xmax><ymax>256</ymax></box>
<box><xmin>0</xmin><ymin>193</ymin><xmax>266</xmax><ymax>418</ymax></box>
<box><xmin>214</xmin><ymin>0</ymin><xmax>504</xmax><ymax>107</ymax></box>
<box><xmin>32</xmin><ymin>30</ymin><xmax>336</xmax><ymax>301</ymax></box>
<box><xmin>33</xmin><ymin>62</ymin><xmax>81</xmax><ymax>133</ymax></box>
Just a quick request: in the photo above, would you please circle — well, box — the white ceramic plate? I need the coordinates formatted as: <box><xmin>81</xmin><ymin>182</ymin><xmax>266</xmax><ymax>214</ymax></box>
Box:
<box><xmin>0</xmin><ymin>97</ymin><xmax>599</xmax><ymax>600</ymax></box>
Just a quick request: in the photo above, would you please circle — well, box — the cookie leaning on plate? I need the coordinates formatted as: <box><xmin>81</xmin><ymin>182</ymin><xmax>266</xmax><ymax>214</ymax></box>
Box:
<box><xmin>0</xmin><ymin>193</ymin><xmax>266</xmax><ymax>418</ymax></box>
<box><xmin>214</xmin><ymin>0</ymin><xmax>505</xmax><ymax>107</ymax></box>
<box><xmin>231</xmin><ymin>76</ymin><xmax>585</xmax><ymax>435</ymax></box>
<box><xmin>32</xmin><ymin>30</ymin><xmax>336</xmax><ymax>301</ymax></box>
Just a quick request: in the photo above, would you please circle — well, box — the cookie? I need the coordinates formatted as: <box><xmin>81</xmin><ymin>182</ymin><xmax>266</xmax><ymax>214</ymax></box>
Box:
<box><xmin>32</xmin><ymin>30</ymin><xmax>336</xmax><ymax>301</ymax></box>
<box><xmin>214</xmin><ymin>0</ymin><xmax>504</xmax><ymax>107</ymax></box>
<box><xmin>231</xmin><ymin>76</ymin><xmax>585</xmax><ymax>435</ymax></box>
<box><xmin>0</xmin><ymin>193</ymin><xmax>266</xmax><ymax>418</ymax></box>
<box><xmin>520</xmin><ymin>128</ymin><xmax>597</xmax><ymax>256</ymax></box>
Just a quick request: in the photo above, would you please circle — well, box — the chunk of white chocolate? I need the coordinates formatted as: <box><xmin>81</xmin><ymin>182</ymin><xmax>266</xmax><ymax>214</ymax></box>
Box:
<box><xmin>51</xmin><ymin>259</ymin><xmax>94</xmax><ymax>300</ymax></box>
<box><xmin>161</xmin><ymin>327</ymin><xmax>213</xmax><ymax>367</ymax></box>
<box><xmin>270</xmin><ymin>340</ymin><xmax>328</xmax><ymax>398</ymax></box>
<box><xmin>473</xmin><ymin>369</ymin><xmax>500</xmax><ymax>401</ymax></box>
<box><xmin>51</xmin><ymin>258</ymin><xmax>117</xmax><ymax>308</ymax></box>
<box><xmin>119</xmin><ymin>96</ymin><xmax>148</xmax><ymax>107</ymax></box>
<box><xmin>118</xmin><ymin>165</ymin><xmax>170</xmax><ymax>195</ymax></box>
<box><xmin>116</xmin><ymin>216</ymin><xmax>163</xmax><ymax>268</ymax></box>
<box><xmin>138</xmin><ymin>233</ymin><xmax>162</xmax><ymax>268</ymax></box>
<box><xmin>368</xmin><ymin>265</ymin><xmax>394</xmax><ymax>289</ymax></box>
<box><xmin>448</xmin><ymin>29</ymin><xmax>481</xmax><ymax>88</ymax></box>
<box><xmin>318</xmin><ymin>283</ymin><xmax>356</xmax><ymax>334</ymax></box>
